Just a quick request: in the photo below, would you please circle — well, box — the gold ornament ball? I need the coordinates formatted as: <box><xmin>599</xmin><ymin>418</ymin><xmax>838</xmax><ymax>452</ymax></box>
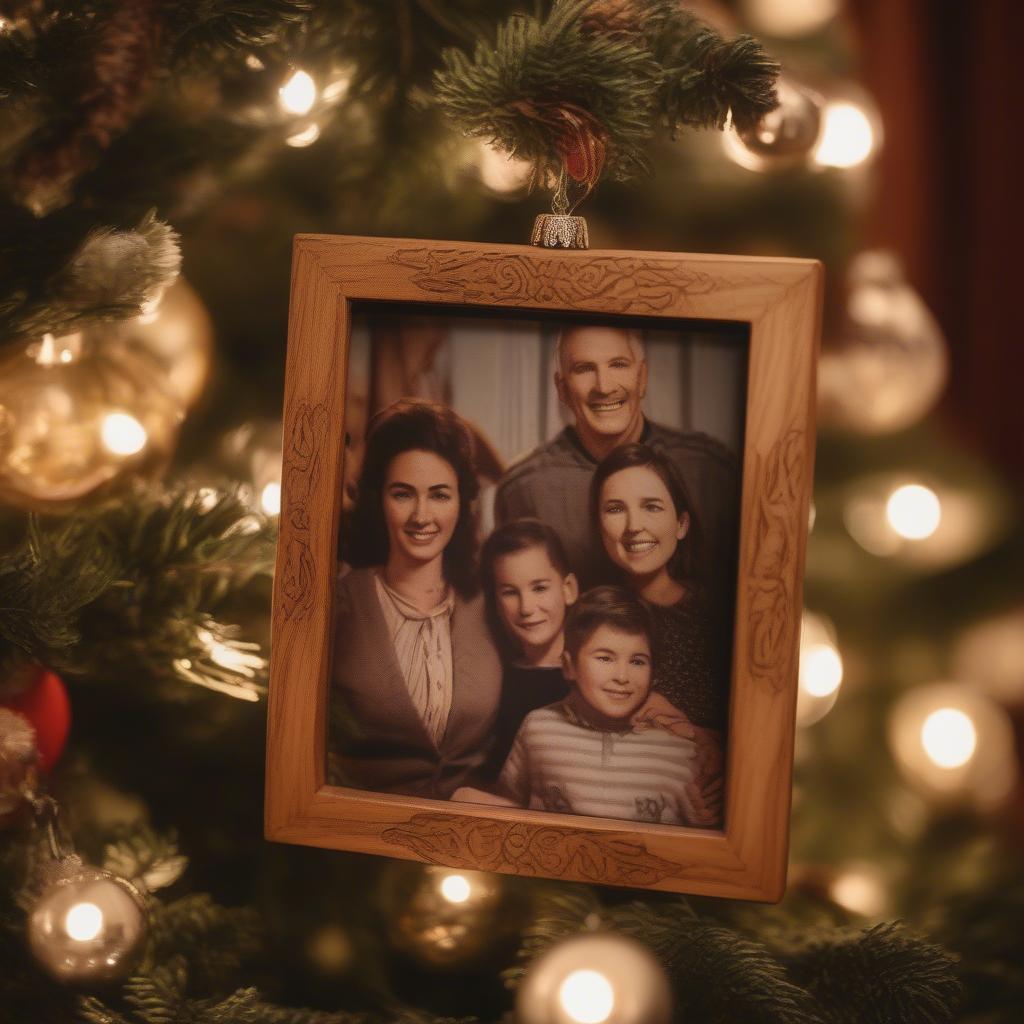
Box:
<box><xmin>0</xmin><ymin>330</ymin><xmax>183</xmax><ymax>507</ymax></box>
<box><xmin>384</xmin><ymin>863</ymin><xmax>505</xmax><ymax>968</ymax></box>
<box><xmin>115</xmin><ymin>278</ymin><xmax>213</xmax><ymax>409</ymax></box>
<box><xmin>516</xmin><ymin>932</ymin><xmax>672</xmax><ymax>1024</ymax></box>
<box><xmin>730</xmin><ymin>78</ymin><xmax>823</xmax><ymax>171</ymax></box>
<box><xmin>28</xmin><ymin>866</ymin><xmax>148</xmax><ymax>984</ymax></box>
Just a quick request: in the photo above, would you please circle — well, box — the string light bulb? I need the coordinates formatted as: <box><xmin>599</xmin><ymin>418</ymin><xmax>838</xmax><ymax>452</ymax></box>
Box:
<box><xmin>888</xmin><ymin>682</ymin><xmax>1017</xmax><ymax>808</ymax></box>
<box><xmin>842</xmin><ymin>473</ymin><xmax>997</xmax><ymax>569</ymax></box>
<box><xmin>559</xmin><ymin>970</ymin><xmax>615</xmax><ymax>1024</ymax></box>
<box><xmin>516</xmin><ymin>932</ymin><xmax>671</xmax><ymax>1024</ymax></box>
<box><xmin>64</xmin><ymin>901</ymin><xmax>104</xmax><ymax>942</ymax></box>
<box><xmin>100</xmin><ymin>411</ymin><xmax>148</xmax><ymax>456</ymax></box>
<box><xmin>286</xmin><ymin>122</ymin><xmax>321</xmax><ymax>148</ymax></box>
<box><xmin>797</xmin><ymin>611</ymin><xmax>843</xmax><ymax>726</ymax></box>
<box><xmin>260</xmin><ymin>481</ymin><xmax>282</xmax><ymax>515</ymax></box>
<box><xmin>278</xmin><ymin>69</ymin><xmax>317</xmax><ymax>115</ymax></box>
<box><xmin>740</xmin><ymin>0</ymin><xmax>839</xmax><ymax>37</ymax></box>
<box><xmin>886</xmin><ymin>483</ymin><xmax>941</xmax><ymax>540</ymax></box>
<box><xmin>920</xmin><ymin>708</ymin><xmax>976</xmax><ymax>769</ymax></box>
<box><xmin>474</xmin><ymin>140</ymin><xmax>533</xmax><ymax>195</ymax></box>
<box><xmin>813</xmin><ymin>100</ymin><xmax>877</xmax><ymax>168</ymax></box>
<box><xmin>439</xmin><ymin>873</ymin><xmax>472</xmax><ymax>904</ymax></box>
<box><xmin>830</xmin><ymin>864</ymin><xmax>887</xmax><ymax>918</ymax></box>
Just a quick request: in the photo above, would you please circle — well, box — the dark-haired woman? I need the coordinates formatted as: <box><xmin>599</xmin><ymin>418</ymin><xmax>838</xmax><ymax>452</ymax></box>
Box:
<box><xmin>592</xmin><ymin>443</ymin><xmax>728</xmax><ymax>822</ymax></box>
<box><xmin>330</xmin><ymin>399</ymin><xmax>500</xmax><ymax>800</ymax></box>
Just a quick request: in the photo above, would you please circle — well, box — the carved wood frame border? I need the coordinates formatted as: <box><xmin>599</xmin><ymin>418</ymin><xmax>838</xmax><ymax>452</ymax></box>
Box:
<box><xmin>266</xmin><ymin>235</ymin><xmax>822</xmax><ymax>901</ymax></box>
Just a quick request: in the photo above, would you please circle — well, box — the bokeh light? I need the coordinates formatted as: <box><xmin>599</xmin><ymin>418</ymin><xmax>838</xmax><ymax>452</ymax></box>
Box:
<box><xmin>65</xmin><ymin>902</ymin><xmax>103</xmax><ymax>942</ymax></box>
<box><xmin>279</xmin><ymin>69</ymin><xmax>317</xmax><ymax>115</ymax></box>
<box><xmin>100</xmin><ymin>412</ymin><xmax>147</xmax><ymax>456</ymax></box>
<box><xmin>886</xmin><ymin>484</ymin><xmax>941</xmax><ymax>540</ymax></box>
<box><xmin>797</xmin><ymin>611</ymin><xmax>843</xmax><ymax>725</ymax></box>
<box><xmin>814</xmin><ymin>101</ymin><xmax>876</xmax><ymax>168</ymax></box>
<box><xmin>439</xmin><ymin>873</ymin><xmax>471</xmax><ymax>904</ymax></box>
<box><xmin>558</xmin><ymin>969</ymin><xmax>615</xmax><ymax>1024</ymax></box>
<box><xmin>921</xmin><ymin>708</ymin><xmax>977</xmax><ymax>769</ymax></box>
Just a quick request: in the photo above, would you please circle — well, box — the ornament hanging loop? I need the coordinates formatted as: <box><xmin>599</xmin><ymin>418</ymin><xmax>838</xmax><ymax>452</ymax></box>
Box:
<box><xmin>531</xmin><ymin>165</ymin><xmax>590</xmax><ymax>249</ymax></box>
<box><xmin>30</xmin><ymin>793</ymin><xmax>74</xmax><ymax>863</ymax></box>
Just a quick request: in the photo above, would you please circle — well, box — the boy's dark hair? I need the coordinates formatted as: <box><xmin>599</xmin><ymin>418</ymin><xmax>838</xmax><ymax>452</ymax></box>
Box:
<box><xmin>481</xmin><ymin>518</ymin><xmax>571</xmax><ymax>595</ymax></box>
<box><xmin>563</xmin><ymin>586</ymin><xmax>656</xmax><ymax>663</ymax></box>
<box><xmin>481</xmin><ymin>518</ymin><xmax>572</xmax><ymax>655</ymax></box>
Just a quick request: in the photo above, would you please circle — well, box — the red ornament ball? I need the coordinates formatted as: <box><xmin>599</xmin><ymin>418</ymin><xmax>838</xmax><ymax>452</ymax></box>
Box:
<box><xmin>1</xmin><ymin>668</ymin><xmax>70</xmax><ymax>773</ymax></box>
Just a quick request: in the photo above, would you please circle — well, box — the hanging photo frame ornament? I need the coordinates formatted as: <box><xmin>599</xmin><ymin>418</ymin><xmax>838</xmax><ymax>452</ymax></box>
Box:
<box><xmin>266</xmin><ymin>234</ymin><xmax>821</xmax><ymax>901</ymax></box>
<box><xmin>531</xmin><ymin>168</ymin><xmax>590</xmax><ymax>250</ymax></box>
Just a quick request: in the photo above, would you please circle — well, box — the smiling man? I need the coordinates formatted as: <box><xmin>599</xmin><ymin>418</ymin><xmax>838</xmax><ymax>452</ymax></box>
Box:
<box><xmin>495</xmin><ymin>324</ymin><xmax>739</xmax><ymax>588</ymax></box>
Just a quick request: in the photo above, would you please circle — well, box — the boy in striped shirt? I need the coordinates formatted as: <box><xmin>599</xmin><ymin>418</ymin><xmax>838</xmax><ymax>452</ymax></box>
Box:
<box><xmin>497</xmin><ymin>586</ymin><xmax>703</xmax><ymax>826</ymax></box>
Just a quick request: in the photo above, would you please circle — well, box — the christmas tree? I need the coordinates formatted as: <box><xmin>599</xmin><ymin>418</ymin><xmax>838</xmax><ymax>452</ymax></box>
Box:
<box><xmin>1</xmin><ymin>2</ymin><xmax>1021</xmax><ymax>1022</ymax></box>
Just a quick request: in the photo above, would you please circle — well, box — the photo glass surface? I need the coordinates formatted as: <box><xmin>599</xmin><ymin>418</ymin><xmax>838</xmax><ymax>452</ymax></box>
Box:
<box><xmin>327</xmin><ymin>301</ymin><xmax>748</xmax><ymax>832</ymax></box>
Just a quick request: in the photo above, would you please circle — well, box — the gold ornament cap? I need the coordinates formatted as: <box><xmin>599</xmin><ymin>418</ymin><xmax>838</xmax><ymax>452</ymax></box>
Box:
<box><xmin>531</xmin><ymin>213</ymin><xmax>589</xmax><ymax>249</ymax></box>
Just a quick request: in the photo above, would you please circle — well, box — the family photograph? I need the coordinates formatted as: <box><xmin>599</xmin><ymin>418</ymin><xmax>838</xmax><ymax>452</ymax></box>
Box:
<box><xmin>328</xmin><ymin>307</ymin><xmax>746</xmax><ymax>831</ymax></box>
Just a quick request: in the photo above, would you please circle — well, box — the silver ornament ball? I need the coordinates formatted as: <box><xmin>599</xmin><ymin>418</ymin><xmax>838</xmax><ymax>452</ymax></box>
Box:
<box><xmin>28</xmin><ymin>865</ymin><xmax>147</xmax><ymax>984</ymax></box>
<box><xmin>516</xmin><ymin>932</ymin><xmax>672</xmax><ymax>1024</ymax></box>
<box><xmin>734</xmin><ymin>78</ymin><xmax>823</xmax><ymax>169</ymax></box>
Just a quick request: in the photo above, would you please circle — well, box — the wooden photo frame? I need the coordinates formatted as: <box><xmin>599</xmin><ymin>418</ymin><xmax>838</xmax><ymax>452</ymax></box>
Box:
<box><xmin>265</xmin><ymin>234</ymin><xmax>822</xmax><ymax>901</ymax></box>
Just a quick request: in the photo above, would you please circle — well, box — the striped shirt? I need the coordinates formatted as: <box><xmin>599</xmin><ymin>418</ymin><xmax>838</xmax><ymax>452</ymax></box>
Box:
<box><xmin>497</xmin><ymin>701</ymin><xmax>698</xmax><ymax>825</ymax></box>
<box><xmin>374</xmin><ymin>572</ymin><xmax>454</xmax><ymax>747</ymax></box>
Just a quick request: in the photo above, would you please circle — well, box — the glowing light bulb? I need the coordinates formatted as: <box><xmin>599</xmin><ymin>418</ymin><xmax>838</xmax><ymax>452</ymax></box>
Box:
<box><xmin>814</xmin><ymin>101</ymin><xmax>875</xmax><ymax>168</ymax></box>
<box><xmin>831</xmin><ymin>867</ymin><xmax>886</xmax><ymax>917</ymax></box>
<box><xmin>797</xmin><ymin>612</ymin><xmax>843</xmax><ymax>726</ymax></box>
<box><xmin>886</xmin><ymin>484</ymin><xmax>941</xmax><ymax>540</ymax></box>
<box><xmin>439</xmin><ymin>873</ymin><xmax>471</xmax><ymax>904</ymax></box>
<box><xmin>65</xmin><ymin>902</ymin><xmax>104</xmax><ymax>942</ymax></box>
<box><xmin>278</xmin><ymin>69</ymin><xmax>317</xmax><ymax>115</ymax></box>
<box><xmin>286</xmin><ymin>122</ymin><xmax>321</xmax><ymax>147</ymax></box>
<box><xmin>558</xmin><ymin>969</ymin><xmax>615</xmax><ymax>1024</ymax></box>
<box><xmin>921</xmin><ymin>708</ymin><xmax>977</xmax><ymax>769</ymax></box>
<box><xmin>101</xmin><ymin>412</ymin><xmax>147</xmax><ymax>456</ymax></box>
<box><xmin>742</xmin><ymin>0</ymin><xmax>839</xmax><ymax>37</ymax></box>
<box><xmin>476</xmin><ymin>141</ymin><xmax>532</xmax><ymax>194</ymax></box>
<box><xmin>800</xmin><ymin>643</ymin><xmax>843</xmax><ymax>698</ymax></box>
<box><xmin>260</xmin><ymin>481</ymin><xmax>282</xmax><ymax>515</ymax></box>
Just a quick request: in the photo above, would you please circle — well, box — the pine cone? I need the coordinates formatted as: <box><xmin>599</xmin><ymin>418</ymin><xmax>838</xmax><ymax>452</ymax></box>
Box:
<box><xmin>14</xmin><ymin>0</ymin><xmax>162</xmax><ymax>214</ymax></box>
<box><xmin>580</xmin><ymin>0</ymin><xmax>646</xmax><ymax>38</ymax></box>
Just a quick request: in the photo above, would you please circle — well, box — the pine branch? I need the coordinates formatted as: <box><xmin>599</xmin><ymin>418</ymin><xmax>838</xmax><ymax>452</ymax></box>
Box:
<box><xmin>784</xmin><ymin>922</ymin><xmax>963</xmax><ymax>1024</ymax></box>
<box><xmin>163</xmin><ymin>0</ymin><xmax>314</xmax><ymax>63</ymax></box>
<box><xmin>0</xmin><ymin>210</ymin><xmax>180</xmax><ymax>348</ymax></box>
<box><xmin>433</xmin><ymin>0</ymin><xmax>779</xmax><ymax>187</ymax></box>
<box><xmin>102</xmin><ymin>825</ymin><xmax>188</xmax><ymax>893</ymax></box>
<box><xmin>0</xmin><ymin>514</ymin><xmax>118</xmax><ymax>686</ymax></box>
<box><xmin>0</xmin><ymin>6</ymin><xmax>111</xmax><ymax>103</ymax></box>
<box><xmin>434</xmin><ymin>0</ymin><xmax>658</xmax><ymax>184</ymax></box>
<box><xmin>930</xmin><ymin>871</ymin><xmax>1024</xmax><ymax>1017</ymax></box>
<box><xmin>503</xmin><ymin>885</ymin><xmax>602</xmax><ymax>985</ymax></box>
<box><xmin>655</xmin><ymin>16</ymin><xmax>780</xmax><ymax>133</ymax></box>
<box><xmin>0</xmin><ymin>484</ymin><xmax>274</xmax><ymax>697</ymax></box>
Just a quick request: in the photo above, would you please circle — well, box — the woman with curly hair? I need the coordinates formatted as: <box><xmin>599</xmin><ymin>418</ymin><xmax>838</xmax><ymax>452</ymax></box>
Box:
<box><xmin>330</xmin><ymin>399</ymin><xmax>500</xmax><ymax>799</ymax></box>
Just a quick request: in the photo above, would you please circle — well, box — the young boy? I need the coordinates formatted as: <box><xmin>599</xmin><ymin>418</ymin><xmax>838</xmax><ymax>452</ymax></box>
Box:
<box><xmin>496</xmin><ymin>586</ymin><xmax>703</xmax><ymax>826</ymax></box>
<box><xmin>476</xmin><ymin>519</ymin><xmax>579</xmax><ymax>781</ymax></box>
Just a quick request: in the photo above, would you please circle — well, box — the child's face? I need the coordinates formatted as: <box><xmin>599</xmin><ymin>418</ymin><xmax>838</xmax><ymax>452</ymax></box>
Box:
<box><xmin>493</xmin><ymin>546</ymin><xmax>578</xmax><ymax>657</ymax></box>
<box><xmin>563</xmin><ymin>624</ymin><xmax>652</xmax><ymax>720</ymax></box>
<box><xmin>598</xmin><ymin>465</ymin><xmax>688</xmax><ymax>579</ymax></box>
